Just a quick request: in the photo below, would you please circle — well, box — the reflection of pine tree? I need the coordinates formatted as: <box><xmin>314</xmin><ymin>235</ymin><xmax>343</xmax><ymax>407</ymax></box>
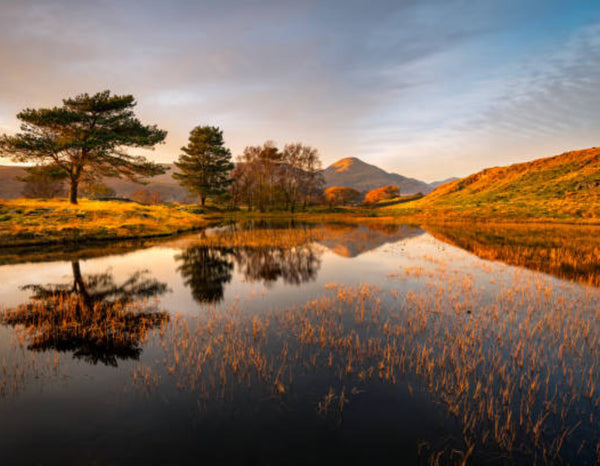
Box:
<box><xmin>176</xmin><ymin>247</ymin><xmax>234</xmax><ymax>303</ymax></box>
<box><xmin>0</xmin><ymin>261</ymin><xmax>169</xmax><ymax>366</ymax></box>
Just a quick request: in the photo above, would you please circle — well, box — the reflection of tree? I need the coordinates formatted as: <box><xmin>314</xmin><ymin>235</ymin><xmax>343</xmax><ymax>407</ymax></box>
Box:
<box><xmin>175</xmin><ymin>241</ymin><xmax>322</xmax><ymax>302</ymax></box>
<box><xmin>234</xmin><ymin>244</ymin><xmax>321</xmax><ymax>285</ymax></box>
<box><xmin>176</xmin><ymin>246</ymin><xmax>234</xmax><ymax>303</ymax></box>
<box><xmin>0</xmin><ymin>261</ymin><xmax>169</xmax><ymax>366</ymax></box>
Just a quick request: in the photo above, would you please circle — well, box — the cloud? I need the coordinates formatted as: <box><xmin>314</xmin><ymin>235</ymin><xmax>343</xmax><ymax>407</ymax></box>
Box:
<box><xmin>1</xmin><ymin>0</ymin><xmax>599</xmax><ymax>181</ymax></box>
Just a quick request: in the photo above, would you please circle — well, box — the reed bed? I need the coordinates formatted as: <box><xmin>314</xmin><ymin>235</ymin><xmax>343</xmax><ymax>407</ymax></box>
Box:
<box><xmin>147</xmin><ymin>264</ymin><xmax>600</xmax><ymax>464</ymax></box>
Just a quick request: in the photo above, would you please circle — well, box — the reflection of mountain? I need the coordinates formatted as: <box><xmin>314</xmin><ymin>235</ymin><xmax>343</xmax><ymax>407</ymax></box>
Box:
<box><xmin>318</xmin><ymin>224</ymin><xmax>424</xmax><ymax>257</ymax></box>
<box><xmin>427</xmin><ymin>224</ymin><xmax>600</xmax><ymax>288</ymax></box>
<box><xmin>176</xmin><ymin>246</ymin><xmax>234</xmax><ymax>303</ymax></box>
<box><xmin>0</xmin><ymin>261</ymin><xmax>169</xmax><ymax>366</ymax></box>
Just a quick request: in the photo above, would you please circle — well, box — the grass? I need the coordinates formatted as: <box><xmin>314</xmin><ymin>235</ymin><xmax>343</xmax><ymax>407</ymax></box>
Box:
<box><xmin>386</xmin><ymin>147</ymin><xmax>600</xmax><ymax>223</ymax></box>
<box><xmin>0</xmin><ymin>198</ymin><xmax>208</xmax><ymax>247</ymax></box>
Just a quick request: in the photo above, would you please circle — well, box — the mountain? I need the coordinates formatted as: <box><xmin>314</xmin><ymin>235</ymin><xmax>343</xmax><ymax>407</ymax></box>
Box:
<box><xmin>0</xmin><ymin>166</ymin><xmax>27</xmax><ymax>198</ymax></box>
<box><xmin>391</xmin><ymin>147</ymin><xmax>600</xmax><ymax>221</ymax></box>
<box><xmin>322</xmin><ymin>157</ymin><xmax>432</xmax><ymax>195</ymax></box>
<box><xmin>0</xmin><ymin>164</ymin><xmax>193</xmax><ymax>202</ymax></box>
<box><xmin>429</xmin><ymin>177</ymin><xmax>459</xmax><ymax>189</ymax></box>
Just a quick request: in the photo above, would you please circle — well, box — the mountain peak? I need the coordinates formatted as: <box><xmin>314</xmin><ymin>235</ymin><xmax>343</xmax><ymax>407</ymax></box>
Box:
<box><xmin>330</xmin><ymin>157</ymin><xmax>365</xmax><ymax>172</ymax></box>
<box><xmin>323</xmin><ymin>157</ymin><xmax>432</xmax><ymax>195</ymax></box>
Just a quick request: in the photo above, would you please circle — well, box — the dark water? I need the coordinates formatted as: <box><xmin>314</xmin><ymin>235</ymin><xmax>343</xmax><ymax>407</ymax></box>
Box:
<box><xmin>0</xmin><ymin>221</ymin><xmax>599</xmax><ymax>465</ymax></box>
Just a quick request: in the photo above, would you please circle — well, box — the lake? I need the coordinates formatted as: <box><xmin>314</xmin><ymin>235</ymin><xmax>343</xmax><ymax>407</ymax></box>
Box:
<box><xmin>1</xmin><ymin>220</ymin><xmax>599</xmax><ymax>465</ymax></box>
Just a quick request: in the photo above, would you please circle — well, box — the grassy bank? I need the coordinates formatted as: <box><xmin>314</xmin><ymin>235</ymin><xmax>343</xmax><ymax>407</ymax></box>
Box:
<box><xmin>0</xmin><ymin>198</ymin><xmax>208</xmax><ymax>247</ymax></box>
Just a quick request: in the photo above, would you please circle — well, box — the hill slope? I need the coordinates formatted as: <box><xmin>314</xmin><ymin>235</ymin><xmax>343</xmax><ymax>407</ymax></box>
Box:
<box><xmin>0</xmin><ymin>164</ymin><xmax>193</xmax><ymax>202</ymax></box>
<box><xmin>390</xmin><ymin>147</ymin><xmax>600</xmax><ymax>222</ymax></box>
<box><xmin>322</xmin><ymin>157</ymin><xmax>432</xmax><ymax>195</ymax></box>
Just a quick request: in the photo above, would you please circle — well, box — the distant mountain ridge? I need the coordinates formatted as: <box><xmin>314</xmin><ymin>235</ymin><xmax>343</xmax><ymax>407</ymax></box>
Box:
<box><xmin>0</xmin><ymin>164</ymin><xmax>193</xmax><ymax>202</ymax></box>
<box><xmin>429</xmin><ymin>177</ymin><xmax>460</xmax><ymax>189</ymax></box>
<box><xmin>0</xmin><ymin>158</ymin><xmax>451</xmax><ymax>200</ymax></box>
<box><xmin>322</xmin><ymin>157</ymin><xmax>433</xmax><ymax>195</ymax></box>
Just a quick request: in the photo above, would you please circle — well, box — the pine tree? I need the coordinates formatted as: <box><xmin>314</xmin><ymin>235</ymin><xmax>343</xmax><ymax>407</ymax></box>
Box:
<box><xmin>0</xmin><ymin>90</ymin><xmax>167</xmax><ymax>204</ymax></box>
<box><xmin>173</xmin><ymin>126</ymin><xmax>234</xmax><ymax>206</ymax></box>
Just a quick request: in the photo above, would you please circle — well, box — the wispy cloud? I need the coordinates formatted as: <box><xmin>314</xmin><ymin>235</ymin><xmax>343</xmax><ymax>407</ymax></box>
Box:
<box><xmin>0</xmin><ymin>0</ymin><xmax>599</xmax><ymax>180</ymax></box>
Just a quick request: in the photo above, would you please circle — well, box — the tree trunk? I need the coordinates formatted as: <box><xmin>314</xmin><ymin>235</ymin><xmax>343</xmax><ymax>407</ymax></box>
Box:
<box><xmin>69</xmin><ymin>178</ymin><xmax>79</xmax><ymax>205</ymax></box>
<box><xmin>201</xmin><ymin>196</ymin><xmax>206</xmax><ymax>207</ymax></box>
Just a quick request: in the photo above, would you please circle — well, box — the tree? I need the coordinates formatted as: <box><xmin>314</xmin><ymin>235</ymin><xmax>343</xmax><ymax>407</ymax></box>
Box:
<box><xmin>280</xmin><ymin>143</ymin><xmax>325</xmax><ymax>212</ymax></box>
<box><xmin>173</xmin><ymin>126</ymin><xmax>234</xmax><ymax>206</ymax></box>
<box><xmin>323</xmin><ymin>186</ymin><xmax>362</xmax><ymax>206</ymax></box>
<box><xmin>0</xmin><ymin>90</ymin><xmax>167</xmax><ymax>204</ymax></box>
<box><xmin>233</xmin><ymin>141</ymin><xmax>281</xmax><ymax>212</ymax></box>
<box><xmin>231</xmin><ymin>141</ymin><xmax>325</xmax><ymax>212</ymax></box>
<box><xmin>364</xmin><ymin>185</ymin><xmax>400</xmax><ymax>205</ymax></box>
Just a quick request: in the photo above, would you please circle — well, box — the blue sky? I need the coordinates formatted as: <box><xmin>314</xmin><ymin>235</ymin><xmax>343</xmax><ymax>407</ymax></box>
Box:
<box><xmin>1</xmin><ymin>0</ymin><xmax>599</xmax><ymax>181</ymax></box>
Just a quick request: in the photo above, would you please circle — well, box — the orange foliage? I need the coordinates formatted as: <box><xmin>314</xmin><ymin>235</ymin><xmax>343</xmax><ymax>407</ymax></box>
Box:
<box><xmin>364</xmin><ymin>185</ymin><xmax>399</xmax><ymax>204</ymax></box>
<box><xmin>323</xmin><ymin>186</ymin><xmax>362</xmax><ymax>206</ymax></box>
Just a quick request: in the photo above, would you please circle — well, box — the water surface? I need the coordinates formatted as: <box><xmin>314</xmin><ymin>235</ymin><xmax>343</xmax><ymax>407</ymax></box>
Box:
<box><xmin>1</xmin><ymin>221</ymin><xmax>599</xmax><ymax>465</ymax></box>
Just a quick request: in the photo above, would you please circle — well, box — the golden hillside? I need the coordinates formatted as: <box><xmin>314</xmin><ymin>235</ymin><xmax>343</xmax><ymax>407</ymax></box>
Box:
<box><xmin>390</xmin><ymin>147</ymin><xmax>600</xmax><ymax>222</ymax></box>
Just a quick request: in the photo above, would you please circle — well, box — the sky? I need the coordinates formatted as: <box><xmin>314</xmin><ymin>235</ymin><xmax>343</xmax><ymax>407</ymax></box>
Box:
<box><xmin>1</xmin><ymin>0</ymin><xmax>600</xmax><ymax>182</ymax></box>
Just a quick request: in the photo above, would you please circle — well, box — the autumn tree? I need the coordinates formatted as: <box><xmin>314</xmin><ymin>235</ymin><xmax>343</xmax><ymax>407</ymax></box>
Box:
<box><xmin>231</xmin><ymin>141</ymin><xmax>324</xmax><ymax>212</ymax></box>
<box><xmin>0</xmin><ymin>90</ymin><xmax>167</xmax><ymax>204</ymax></box>
<box><xmin>280</xmin><ymin>143</ymin><xmax>325</xmax><ymax>212</ymax></box>
<box><xmin>232</xmin><ymin>142</ymin><xmax>281</xmax><ymax>212</ymax></box>
<box><xmin>323</xmin><ymin>186</ymin><xmax>362</xmax><ymax>206</ymax></box>
<box><xmin>173</xmin><ymin>126</ymin><xmax>234</xmax><ymax>206</ymax></box>
<box><xmin>364</xmin><ymin>185</ymin><xmax>400</xmax><ymax>205</ymax></box>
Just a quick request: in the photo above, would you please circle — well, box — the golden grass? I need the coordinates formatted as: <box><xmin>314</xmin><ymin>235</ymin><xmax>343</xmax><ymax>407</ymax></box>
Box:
<box><xmin>146</xmin><ymin>268</ymin><xmax>600</xmax><ymax>464</ymax></box>
<box><xmin>0</xmin><ymin>198</ymin><xmax>207</xmax><ymax>246</ymax></box>
<box><xmin>387</xmin><ymin>147</ymin><xmax>600</xmax><ymax>223</ymax></box>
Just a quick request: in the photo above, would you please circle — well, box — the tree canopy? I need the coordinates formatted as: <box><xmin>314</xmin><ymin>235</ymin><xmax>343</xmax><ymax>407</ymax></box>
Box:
<box><xmin>323</xmin><ymin>186</ymin><xmax>362</xmax><ymax>206</ymax></box>
<box><xmin>364</xmin><ymin>185</ymin><xmax>400</xmax><ymax>205</ymax></box>
<box><xmin>0</xmin><ymin>90</ymin><xmax>167</xmax><ymax>204</ymax></box>
<box><xmin>173</xmin><ymin>126</ymin><xmax>234</xmax><ymax>206</ymax></box>
<box><xmin>231</xmin><ymin>141</ymin><xmax>324</xmax><ymax>212</ymax></box>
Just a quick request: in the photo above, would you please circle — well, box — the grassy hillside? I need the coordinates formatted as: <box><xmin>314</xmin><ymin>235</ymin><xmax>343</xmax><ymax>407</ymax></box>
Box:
<box><xmin>389</xmin><ymin>147</ymin><xmax>600</xmax><ymax>222</ymax></box>
<box><xmin>0</xmin><ymin>199</ymin><xmax>207</xmax><ymax>247</ymax></box>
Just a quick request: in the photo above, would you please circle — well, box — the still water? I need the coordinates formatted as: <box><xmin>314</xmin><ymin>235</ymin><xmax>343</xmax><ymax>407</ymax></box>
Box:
<box><xmin>0</xmin><ymin>221</ymin><xmax>599</xmax><ymax>465</ymax></box>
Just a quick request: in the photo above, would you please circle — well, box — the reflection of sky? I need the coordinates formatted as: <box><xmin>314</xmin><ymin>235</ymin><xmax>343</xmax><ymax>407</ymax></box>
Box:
<box><xmin>1</xmin><ymin>1</ymin><xmax>600</xmax><ymax>181</ymax></box>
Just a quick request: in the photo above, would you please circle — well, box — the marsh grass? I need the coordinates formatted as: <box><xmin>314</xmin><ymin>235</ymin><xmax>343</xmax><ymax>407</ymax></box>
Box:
<box><xmin>0</xmin><ymin>198</ymin><xmax>207</xmax><ymax>246</ymax></box>
<box><xmin>146</xmin><ymin>254</ymin><xmax>600</xmax><ymax>464</ymax></box>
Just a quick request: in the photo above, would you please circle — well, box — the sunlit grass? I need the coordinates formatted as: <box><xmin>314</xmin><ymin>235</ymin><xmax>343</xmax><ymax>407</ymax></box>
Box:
<box><xmin>0</xmin><ymin>198</ymin><xmax>207</xmax><ymax>246</ymax></box>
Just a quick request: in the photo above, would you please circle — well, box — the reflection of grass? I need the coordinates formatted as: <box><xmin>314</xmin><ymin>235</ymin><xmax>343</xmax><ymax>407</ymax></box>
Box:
<box><xmin>150</xmin><ymin>264</ymin><xmax>600</xmax><ymax>463</ymax></box>
<box><xmin>0</xmin><ymin>198</ymin><xmax>207</xmax><ymax>247</ymax></box>
<box><xmin>427</xmin><ymin>223</ymin><xmax>600</xmax><ymax>287</ymax></box>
